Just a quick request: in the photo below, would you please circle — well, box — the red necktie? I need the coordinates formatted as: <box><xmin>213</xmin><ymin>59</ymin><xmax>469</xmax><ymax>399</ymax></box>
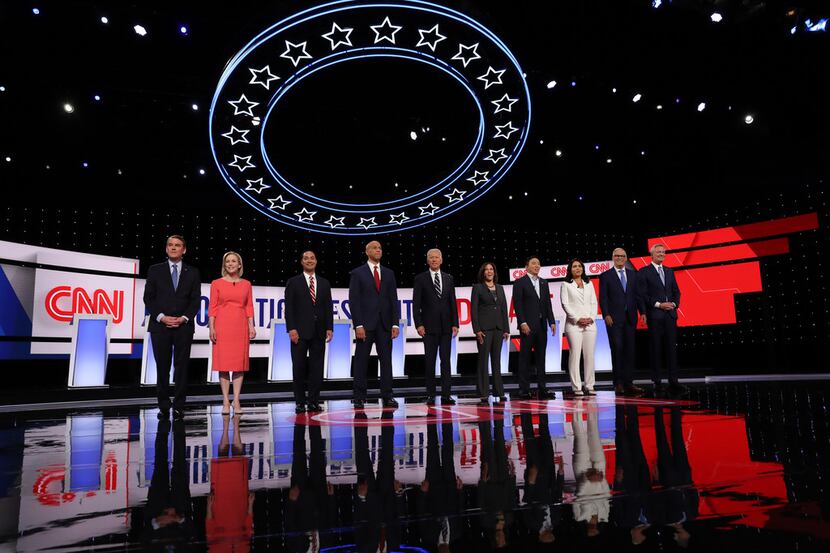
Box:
<box><xmin>373</xmin><ymin>265</ymin><xmax>381</xmax><ymax>292</ymax></box>
<box><xmin>309</xmin><ymin>275</ymin><xmax>316</xmax><ymax>305</ymax></box>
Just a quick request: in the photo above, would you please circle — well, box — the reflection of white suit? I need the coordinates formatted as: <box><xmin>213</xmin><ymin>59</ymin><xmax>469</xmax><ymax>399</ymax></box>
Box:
<box><xmin>571</xmin><ymin>408</ymin><xmax>611</xmax><ymax>523</ymax></box>
<box><xmin>560</xmin><ymin>280</ymin><xmax>598</xmax><ymax>392</ymax></box>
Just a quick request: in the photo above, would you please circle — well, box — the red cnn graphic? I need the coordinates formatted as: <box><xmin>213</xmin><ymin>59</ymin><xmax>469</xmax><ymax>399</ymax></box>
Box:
<box><xmin>45</xmin><ymin>286</ymin><xmax>125</xmax><ymax>324</ymax></box>
<box><xmin>630</xmin><ymin>213</ymin><xmax>819</xmax><ymax>327</ymax></box>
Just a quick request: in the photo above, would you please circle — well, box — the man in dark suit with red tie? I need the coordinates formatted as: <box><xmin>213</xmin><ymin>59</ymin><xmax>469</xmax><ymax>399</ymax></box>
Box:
<box><xmin>637</xmin><ymin>244</ymin><xmax>687</xmax><ymax>395</ymax></box>
<box><xmin>512</xmin><ymin>256</ymin><xmax>557</xmax><ymax>399</ymax></box>
<box><xmin>285</xmin><ymin>250</ymin><xmax>334</xmax><ymax>414</ymax></box>
<box><xmin>143</xmin><ymin>235</ymin><xmax>202</xmax><ymax>420</ymax></box>
<box><xmin>599</xmin><ymin>248</ymin><xmax>644</xmax><ymax>396</ymax></box>
<box><xmin>413</xmin><ymin>248</ymin><xmax>459</xmax><ymax>405</ymax></box>
<box><xmin>349</xmin><ymin>241</ymin><xmax>401</xmax><ymax>409</ymax></box>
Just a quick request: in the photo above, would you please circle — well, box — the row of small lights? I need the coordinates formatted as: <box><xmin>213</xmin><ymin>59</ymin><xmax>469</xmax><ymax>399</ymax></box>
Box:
<box><xmin>30</xmin><ymin>7</ymin><xmax>189</xmax><ymax>35</ymax></box>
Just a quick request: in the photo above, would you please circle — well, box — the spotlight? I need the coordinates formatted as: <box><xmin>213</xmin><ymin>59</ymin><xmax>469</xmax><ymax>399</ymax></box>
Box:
<box><xmin>198</xmin><ymin>168</ymin><xmax>206</xmax><ymax>175</ymax></box>
<box><xmin>82</xmin><ymin>161</ymin><xmax>89</xmax><ymax>168</ymax></box>
<box><xmin>539</xmin><ymin>139</ymin><xmax>544</xmax><ymax>145</ymax></box>
<box><xmin>4</xmin><ymin>156</ymin><xmax>10</xmax><ymax>162</ymax></box>
<box><xmin>656</xmin><ymin>104</ymin><xmax>663</xmax><ymax>110</ymax></box>
<box><xmin>63</xmin><ymin>103</ymin><xmax>75</xmax><ymax>113</ymax></box>
<box><xmin>93</xmin><ymin>94</ymin><xmax>101</xmax><ymax>101</ymax></box>
<box><xmin>612</xmin><ymin>87</ymin><xmax>617</xmax><ymax>93</ymax></box>
<box><xmin>711</xmin><ymin>13</ymin><xmax>723</xmax><ymax>23</ymax></box>
<box><xmin>410</xmin><ymin>131</ymin><xmax>417</xmax><ymax>140</ymax></box>
<box><xmin>251</xmin><ymin>116</ymin><xmax>261</xmax><ymax>126</ymax></box>
<box><xmin>744</xmin><ymin>114</ymin><xmax>754</xmax><ymax>124</ymax></box>
<box><xmin>546</xmin><ymin>80</ymin><xmax>557</xmax><ymax>89</ymax></box>
<box><xmin>632</xmin><ymin>93</ymin><xmax>642</xmax><ymax>103</ymax></box>
<box><xmin>570</xmin><ymin>80</ymin><xmax>576</xmax><ymax>87</ymax></box>
<box><xmin>179</xmin><ymin>25</ymin><xmax>188</xmax><ymax>35</ymax></box>
<box><xmin>697</xmin><ymin>102</ymin><xmax>706</xmax><ymax>112</ymax></box>
<box><xmin>633</xmin><ymin>199</ymin><xmax>638</xmax><ymax>204</ymax></box>
<box><xmin>555</xmin><ymin>150</ymin><xmax>562</xmax><ymax>157</ymax></box>
<box><xmin>0</xmin><ymin>86</ymin><xmax>5</xmax><ymax>92</ymax></box>
<box><xmin>100</xmin><ymin>16</ymin><xmax>109</xmax><ymax>24</ymax></box>
<box><xmin>191</xmin><ymin>103</ymin><xmax>199</xmax><ymax>111</ymax></box>
<box><xmin>652</xmin><ymin>1</ymin><xmax>662</xmax><ymax>8</ymax></box>
<box><xmin>606</xmin><ymin>158</ymin><xmax>612</xmax><ymax>164</ymax></box>
<box><xmin>133</xmin><ymin>24</ymin><xmax>147</xmax><ymax>36</ymax></box>
<box><xmin>32</xmin><ymin>8</ymin><xmax>40</xmax><ymax>15</ymax></box>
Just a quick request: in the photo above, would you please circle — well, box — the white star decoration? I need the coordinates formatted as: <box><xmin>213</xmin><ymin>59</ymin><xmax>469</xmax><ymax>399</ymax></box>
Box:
<box><xmin>325</xmin><ymin>215</ymin><xmax>346</xmax><ymax>228</ymax></box>
<box><xmin>389</xmin><ymin>212</ymin><xmax>410</xmax><ymax>225</ymax></box>
<box><xmin>370</xmin><ymin>16</ymin><xmax>402</xmax><ymax>44</ymax></box>
<box><xmin>483</xmin><ymin>149</ymin><xmax>508</xmax><ymax>164</ymax></box>
<box><xmin>494</xmin><ymin>122</ymin><xmax>518</xmax><ymax>139</ymax></box>
<box><xmin>280</xmin><ymin>40</ymin><xmax>312</xmax><ymax>67</ymax></box>
<box><xmin>267</xmin><ymin>195</ymin><xmax>291</xmax><ymax>210</ymax></box>
<box><xmin>245</xmin><ymin>178</ymin><xmax>270</xmax><ymax>194</ymax></box>
<box><xmin>228</xmin><ymin>94</ymin><xmax>258</xmax><ymax>117</ymax></box>
<box><xmin>228</xmin><ymin>155</ymin><xmax>255</xmax><ymax>172</ymax></box>
<box><xmin>491</xmin><ymin>93</ymin><xmax>518</xmax><ymax>114</ymax></box>
<box><xmin>221</xmin><ymin>126</ymin><xmax>250</xmax><ymax>145</ymax></box>
<box><xmin>451</xmin><ymin>43</ymin><xmax>481</xmax><ymax>67</ymax></box>
<box><xmin>416</xmin><ymin>24</ymin><xmax>446</xmax><ymax>51</ymax></box>
<box><xmin>444</xmin><ymin>188</ymin><xmax>466</xmax><ymax>203</ymax></box>
<box><xmin>357</xmin><ymin>217</ymin><xmax>378</xmax><ymax>229</ymax></box>
<box><xmin>477</xmin><ymin>66</ymin><xmax>506</xmax><ymax>89</ymax></box>
<box><xmin>419</xmin><ymin>203</ymin><xmax>439</xmax><ymax>216</ymax></box>
<box><xmin>295</xmin><ymin>208</ymin><xmax>316</xmax><ymax>222</ymax></box>
<box><xmin>466</xmin><ymin>170</ymin><xmax>489</xmax><ymax>186</ymax></box>
<box><xmin>248</xmin><ymin>65</ymin><xmax>279</xmax><ymax>90</ymax></box>
<box><xmin>322</xmin><ymin>22</ymin><xmax>353</xmax><ymax>50</ymax></box>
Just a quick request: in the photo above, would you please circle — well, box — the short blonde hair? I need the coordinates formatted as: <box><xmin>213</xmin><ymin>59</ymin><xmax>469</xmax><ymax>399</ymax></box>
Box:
<box><xmin>221</xmin><ymin>251</ymin><xmax>244</xmax><ymax>277</ymax></box>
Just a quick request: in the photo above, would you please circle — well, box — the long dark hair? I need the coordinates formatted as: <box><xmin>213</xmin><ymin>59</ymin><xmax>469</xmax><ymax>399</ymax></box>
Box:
<box><xmin>477</xmin><ymin>261</ymin><xmax>499</xmax><ymax>284</ymax></box>
<box><xmin>565</xmin><ymin>258</ymin><xmax>589</xmax><ymax>283</ymax></box>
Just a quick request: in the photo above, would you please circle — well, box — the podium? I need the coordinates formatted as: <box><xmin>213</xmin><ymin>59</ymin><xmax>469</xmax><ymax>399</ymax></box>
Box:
<box><xmin>67</xmin><ymin>314</ymin><xmax>111</xmax><ymax>388</ymax></box>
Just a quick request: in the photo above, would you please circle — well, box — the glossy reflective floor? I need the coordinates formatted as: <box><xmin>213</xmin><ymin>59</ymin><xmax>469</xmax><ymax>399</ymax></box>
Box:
<box><xmin>2</xmin><ymin>382</ymin><xmax>830</xmax><ymax>552</ymax></box>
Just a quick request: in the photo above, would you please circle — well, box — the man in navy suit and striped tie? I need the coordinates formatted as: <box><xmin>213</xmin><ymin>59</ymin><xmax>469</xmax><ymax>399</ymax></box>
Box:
<box><xmin>636</xmin><ymin>244</ymin><xmax>687</xmax><ymax>395</ymax></box>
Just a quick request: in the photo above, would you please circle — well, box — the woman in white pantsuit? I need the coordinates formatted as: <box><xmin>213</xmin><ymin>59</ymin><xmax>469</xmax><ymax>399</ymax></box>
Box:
<box><xmin>560</xmin><ymin>259</ymin><xmax>598</xmax><ymax>396</ymax></box>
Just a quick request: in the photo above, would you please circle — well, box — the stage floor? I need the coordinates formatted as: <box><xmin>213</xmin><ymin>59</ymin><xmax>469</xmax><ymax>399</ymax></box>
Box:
<box><xmin>1</xmin><ymin>381</ymin><xmax>829</xmax><ymax>552</ymax></box>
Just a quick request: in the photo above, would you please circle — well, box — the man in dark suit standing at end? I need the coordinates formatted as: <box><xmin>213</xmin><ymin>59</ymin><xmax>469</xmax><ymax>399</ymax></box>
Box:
<box><xmin>285</xmin><ymin>250</ymin><xmax>334</xmax><ymax>414</ymax></box>
<box><xmin>349</xmin><ymin>241</ymin><xmax>401</xmax><ymax>409</ymax></box>
<box><xmin>599</xmin><ymin>248</ymin><xmax>644</xmax><ymax>396</ymax></box>
<box><xmin>512</xmin><ymin>256</ymin><xmax>556</xmax><ymax>399</ymax></box>
<box><xmin>637</xmin><ymin>244</ymin><xmax>687</xmax><ymax>395</ymax></box>
<box><xmin>143</xmin><ymin>235</ymin><xmax>202</xmax><ymax>420</ymax></box>
<box><xmin>413</xmin><ymin>248</ymin><xmax>459</xmax><ymax>405</ymax></box>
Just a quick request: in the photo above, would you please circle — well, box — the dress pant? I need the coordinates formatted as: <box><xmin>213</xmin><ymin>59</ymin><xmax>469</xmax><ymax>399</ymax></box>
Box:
<box><xmin>607</xmin><ymin>318</ymin><xmax>636</xmax><ymax>386</ymax></box>
<box><xmin>518</xmin><ymin>320</ymin><xmax>548</xmax><ymax>394</ymax></box>
<box><xmin>565</xmin><ymin>324</ymin><xmax>597</xmax><ymax>392</ymax></box>
<box><xmin>353</xmin><ymin>328</ymin><xmax>394</xmax><ymax>400</ymax></box>
<box><xmin>423</xmin><ymin>333</ymin><xmax>452</xmax><ymax>397</ymax></box>
<box><xmin>648</xmin><ymin>315</ymin><xmax>678</xmax><ymax>385</ymax></box>
<box><xmin>151</xmin><ymin>326</ymin><xmax>193</xmax><ymax>412</ymax></box>
<box><xmin>476</xmin><ymin>330</ymin><xmax>505</xmax><ymax>397</ymax></box>
<box><xmin>290</xmin><ymin>322</ymin><xmax>326</xmax><ymax>404</ymax></box>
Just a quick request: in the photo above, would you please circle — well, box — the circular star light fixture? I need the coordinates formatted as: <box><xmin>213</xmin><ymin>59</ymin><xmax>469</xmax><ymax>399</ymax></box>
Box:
<box><xmin>209</xmin><ymin>0</ymin><xmax>531</xmax><ymax>235</ymax></box>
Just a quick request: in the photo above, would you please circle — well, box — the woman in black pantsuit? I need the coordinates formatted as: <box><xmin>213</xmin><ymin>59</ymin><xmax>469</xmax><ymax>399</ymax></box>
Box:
<box><xmin>471</xmin><ymin>262</ymin><xmax>511</xmax><ymax>403</ymax></box>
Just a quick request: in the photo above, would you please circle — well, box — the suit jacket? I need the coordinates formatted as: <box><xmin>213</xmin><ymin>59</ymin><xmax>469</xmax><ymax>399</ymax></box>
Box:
<box><xmin>412</xmin><ymin>270</ymin><xmax>458</xmax><ymax>334</ymax></box>
<box><xmin>599</xmin><ymin>267</ymin><xmax>639</xmax><ymax>325</ymax></box>
<box><xmin>284</xmin><ymin>273</ymin><xmax>334</xmax><ymax>339</ymax></box>
<box><xmin>470</xmin><ymin>283</ymin><xmax>509</xmax><ymax>333</ymax></box>
<box><xmin>512</xmin><ymin>274</ymin><xmax>555</xmax><ymax>329</ymax></box>
<box><xmin>560</xmin><ymin>279</ymin><xmax>599</xmax><ymax>330</ymax></box>
<box><xmin>143</xmin><ymin>261</ymin><xmax>201</xmax><ymax>333</ymax></box>
<box><xmin>636</xmin><ymin>264</ymin><xmax>681</xmax><ymax>321</ymax></box>
<box><xmin>348</xmin><ymin>264</ymin><xmax>400</xmax><ymax>331</ymax></box>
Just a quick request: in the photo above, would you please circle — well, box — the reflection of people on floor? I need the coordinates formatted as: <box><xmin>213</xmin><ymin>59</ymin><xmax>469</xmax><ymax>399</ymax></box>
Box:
<box><xmin>478</xmin><ymin>418</ymin><xmax>517</xmax><ymax>549</ymax></box>
<box><xmin>571</xmin><ymin>402</ymin><xmax>611</xmax><ymax>538</ymax></box>
<box><xmin>206</xmin><ymin>414</ymin><xmax>254</xmax><ymax>553</ymax></box>
<box><xmin>354</xmin><ymin>412</ymin><xmax>405</xmax><ymax>553</ymax></box>
<box><xmin>520</xmin><ymin>412</ymin><xmax>564</xmax><ymax>544</ymax></box>
<box><xmin>653</xmin><ymin>406</ymin><xmax>698</xmax><ymax>548</ymax></box>
<box><xmin>417</xmin><ymin>422</ymin><xmax>465</xmax><ymax>551</ymax></box>
<box><xmin>285</xmin><ymin>423</ymin><xmax>338</xmax><ymax>553</ymax></box>
<box><xmin>612</xmin><ymin>405</ymin><xmax>653</xmax><ymax>545</ymax></box>
<box><xmin>144</xmin><ymin>419</ymin><xmax>192</xmax><ymax>545</ymax></box>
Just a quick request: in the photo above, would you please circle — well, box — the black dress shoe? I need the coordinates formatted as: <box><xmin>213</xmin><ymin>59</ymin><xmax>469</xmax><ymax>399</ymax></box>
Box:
<box><xmin>668</xmin><ymin>383</ymin><xmax>689</xmax><ymax>395</ymax></box>
<box><xmin>500</xmin><ymin>395</ymin><xmax>509</xmax><ymax>402</ymax></box>
<box><xmin>382</xmin><ymin>398</ymin><xmax>399</xmax><ymax>408</ymax></box>
<box><xmin>157</xmin><ymin>409</ymin><xmax>170</xmax><ymax>420</ymax></box>
<box><xmin>538</xmin><ymin>389</ymin><xmax>555</xmax><ymax>399</ymax></box>
<box><xmin>614</xmin><ymin>384</ymin><xmax>625</xmax><ymax>394</ymax></box>
<box><xmin>516</xmin><ymin>391</ymin><xmax>532</xmax><ymax>400</ymax></box>
<box><xmin>307</xmin><ymin>402</ymin><xmax>323</xmax><ymax>412</ymax></box>
<box><xmin>479</xmin><ymin>397</ymin><xmax>490</xmax><ymax>405</ymax></box>
<box><xmin>624</xmin><ymin>385</ymin><xmax>645</xmax><ymax>396</ymax></box>
<box><xmin>173</xmin><ymin>409</ymin><xmax>184</xmax><ymax>421</ymax></box>
<box><xmin>653</xmin><ymin>383</ymin><xmax>666</xmax><ymax>393</ymax></box>
<box><xmin>353</xmin><ymin>399</ymin><xmax>365</xmax><ymax>409</ymax></box>
<box><xmin>441</xmin><ymin>397</ymin><xmax>456</xmax><ymax>405</ymax></box>
<box><xmin>426</xmin><ymin>396</ymin><xmax>436</xmax><ymax>406</ymax></box>
<box><xmin>295</xmin><ymin>403</ymin><xmax>306</xmax><ymax>414</ymax></box>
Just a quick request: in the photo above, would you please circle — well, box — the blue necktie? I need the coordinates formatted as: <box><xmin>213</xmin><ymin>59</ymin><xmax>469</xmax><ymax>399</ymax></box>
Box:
<box><xmin>658</xmin><ymin>265</ymin><xmax>665</xmax><ymax>286</ymax></box>
<box><xmin>171</xmin><ymin>263</ymin><xmax>179</xmax><ymax>291</ymax></box>
<box><xmin>619</xmin><ymin>269</ymin><xmax>627</xmax><ymax>292</ymax></box>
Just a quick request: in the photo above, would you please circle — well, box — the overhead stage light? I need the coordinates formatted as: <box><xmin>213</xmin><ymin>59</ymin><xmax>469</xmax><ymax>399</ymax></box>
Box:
<box><xmin>133</xmin><ymin>24</ymin><xmax>147</xmax><ymax>36</ymax></box>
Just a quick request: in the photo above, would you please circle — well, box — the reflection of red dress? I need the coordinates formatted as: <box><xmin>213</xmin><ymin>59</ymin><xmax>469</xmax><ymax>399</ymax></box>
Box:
<box><xmin>209</xmin><ymin>279</ymin><xmax>254</xmax><ymax>372</ymax></box>
<box><xmin>206</xmin><ymin>457</ymin><xmax>252</xmax><ymax>553</ymax></box>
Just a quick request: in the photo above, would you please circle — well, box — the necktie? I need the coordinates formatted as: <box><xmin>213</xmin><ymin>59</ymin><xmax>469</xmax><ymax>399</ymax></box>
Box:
<box><xmin>658</xmin><ymin>265</ymin><xmax>665</xmax><ymax>286</ymax></box>
<box><xmin>373</xmin><ymin>265</ymin><xmax>381</xmax><ymax>292</ymax></box>
<box><xmin>171</xmin><ymin>263</ymin><xmax>179</xmax><ymax>291</ymax></box>
<box><xmin>619</xmin><ymin>269</ymin><xmax>627</xmax><ymax>292</ymax></box>
<box><xmin>433</xmin><ymin>272</ymin><xmax>442</xmax><ymax>297</ymax></box>
<box><xmin>532</xmin><ymin>277</ymin><xmax>540</xmax><ymax>298</ymax></box>
<box><xmin>309</xmin><ymin>275</ymin><xmax>316</xmax><ymax>305</ymax></box>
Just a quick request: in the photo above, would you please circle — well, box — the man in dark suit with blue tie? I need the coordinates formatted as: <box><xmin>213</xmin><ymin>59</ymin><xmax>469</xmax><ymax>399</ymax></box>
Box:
<box><xmin>512</xmin><ymin>256</ymin><xmax>557</xmax><ymax>399</ymax></box>
<box><xmin>285</xmin><ymin>250</ymin><xmax>334</xmax><ymax>414</ymax></box>
<box><xmin>637</xmin><ymin>244</ymin><xmax>687</xmax><ymax>395</ymax></box>
<box><xmin>413</xmin><ymin>248</ymin><xmax>459</xmax><ymax>405</ymax></box>
<box><xmin>143</xmin><ymin>235</ymin><xmax>202</xmax><ymax>420</ymax></box>
<box><xmin>349</xmin><ymin>241</ymin><xmax>401</xmax><ymax>409</ymax></box>
<box><xmin>599</xmin><ymin>248</ymin><xmax>644</xmax><ymax>396</ymax></box>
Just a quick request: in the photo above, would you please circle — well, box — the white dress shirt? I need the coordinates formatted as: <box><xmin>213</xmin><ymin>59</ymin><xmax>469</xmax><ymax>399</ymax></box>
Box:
<box><xmin>157</xmin><ymin>259</ymin><xmax>188</xmax><ymax>323</ymax></box>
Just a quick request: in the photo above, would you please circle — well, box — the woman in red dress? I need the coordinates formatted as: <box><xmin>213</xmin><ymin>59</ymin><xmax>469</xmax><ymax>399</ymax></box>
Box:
<box><xmin>208</xmin><ymin>251</ymin><xmax>256</xmax><ymax>415</ymax></box>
